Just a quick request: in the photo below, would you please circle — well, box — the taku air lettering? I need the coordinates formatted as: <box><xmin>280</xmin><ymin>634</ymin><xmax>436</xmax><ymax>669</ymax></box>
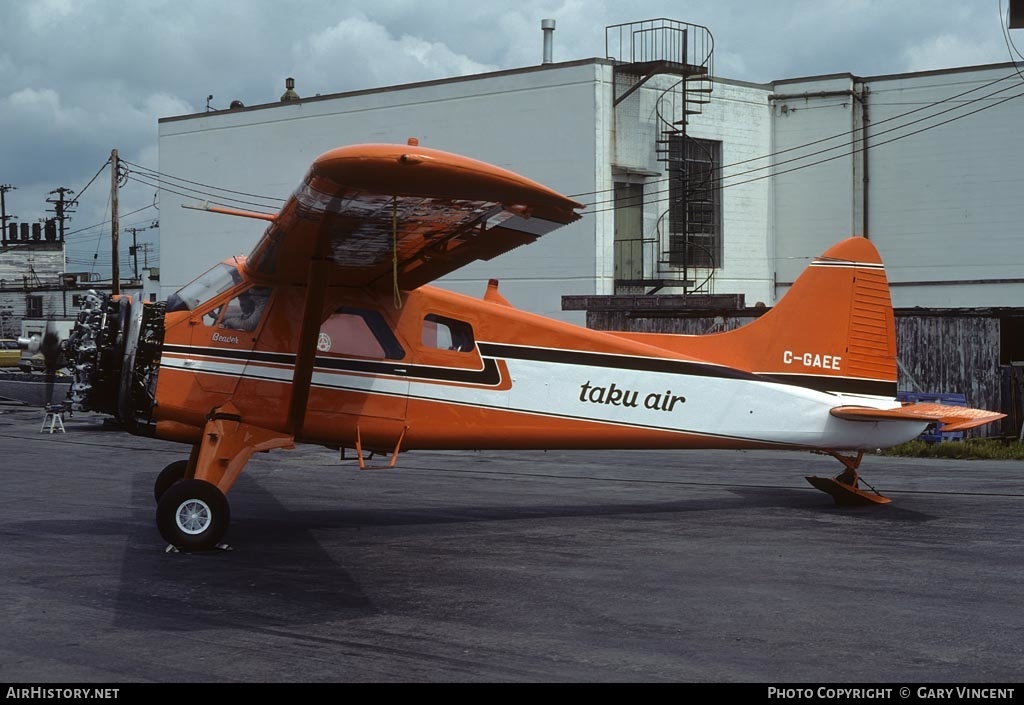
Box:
<box><xmin>579</xmin><ymin>381</ymin><xmax>685</xmax><ymax>412</ymax></box>
<box><xmin>782</xmin><ymin>350</ymin><xmax>842</xmax><ymax>371</ymax></box>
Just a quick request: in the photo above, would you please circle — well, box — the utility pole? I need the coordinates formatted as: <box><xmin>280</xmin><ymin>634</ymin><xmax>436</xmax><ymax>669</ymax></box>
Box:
<box><xmin>125</xmin><ymin>225</ymin><xmax>149</xmax><ymax>280</ymax></box>
<box><xmin>0</xmin><ymin>184</ymin><xmax>15</xmax><ymax>244</ymax></box>
<box><xmin>46</xmin><ymin>187</ymin><xmax>76</xmax><ymax>241</ymax></box>
<box><xmin>111</xmin><ymin>149</ymin><xmax>119</xmax><ymax>295</ymax></box>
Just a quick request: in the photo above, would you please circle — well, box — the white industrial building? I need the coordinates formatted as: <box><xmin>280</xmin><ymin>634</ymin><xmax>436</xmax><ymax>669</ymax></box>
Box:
<box><xmin>156</xmin><ymin>19</ymin><xmax>1024</xmax><ymax>429</ymax></box>
<box><xmin>157</xmin><ymin>22</ymin><xmax>1024</xmax><ymax>315</ymax></box>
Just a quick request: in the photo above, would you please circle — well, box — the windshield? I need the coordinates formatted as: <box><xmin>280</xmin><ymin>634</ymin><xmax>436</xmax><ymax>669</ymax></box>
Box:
<box><xmin>165</xmin><ymin>263</ymin><xmax>242</xmax><ymax>313</ymax></box>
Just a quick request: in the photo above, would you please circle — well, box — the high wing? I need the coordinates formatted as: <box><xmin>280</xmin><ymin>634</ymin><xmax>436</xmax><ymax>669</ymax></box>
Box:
<box><xmin>244</xmin><ymin>143</ymin><xmax>583</xmax><ymax>290</ymax></box>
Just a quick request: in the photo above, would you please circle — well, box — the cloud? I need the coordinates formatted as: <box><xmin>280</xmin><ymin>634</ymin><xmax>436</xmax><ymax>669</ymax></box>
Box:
<box><xmin>292</xmin><ymin>14</ymin><xmax>499</xmax><ymax>95</ymax></box>
<box><xmin>903</xmin><ymin>32</ymin><xmax>1010</xmax><ymax>73</ymax></box>
<box><xmin>0</xmin><ymin>0</ymin><xmax>1018</xmax><ymax>271</ymax></box>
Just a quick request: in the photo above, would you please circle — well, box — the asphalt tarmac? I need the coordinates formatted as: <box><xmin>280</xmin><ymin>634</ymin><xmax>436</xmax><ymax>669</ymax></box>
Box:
<box><xmin>1</xmin><ymin>402</ymin><xmax>1022</xmax><ymax>683</ymax></box>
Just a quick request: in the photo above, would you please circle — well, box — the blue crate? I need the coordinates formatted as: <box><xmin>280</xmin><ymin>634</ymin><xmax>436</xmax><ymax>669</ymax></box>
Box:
<box><xmin>896</xmin><ymin>391</ymin><xmax>967</xmax><ymax>442</ymax></box>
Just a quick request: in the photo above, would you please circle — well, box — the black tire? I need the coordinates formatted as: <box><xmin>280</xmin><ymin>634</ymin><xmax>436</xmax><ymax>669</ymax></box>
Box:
<box><xmin>156</xmin><ymin>479</ymin><xmax>230</xmax><ymax>551</ymax></box>
<box><xmin>154</xmin><ymin>460</ymin><xmax>188</xmax><ymax>503</ymax></box>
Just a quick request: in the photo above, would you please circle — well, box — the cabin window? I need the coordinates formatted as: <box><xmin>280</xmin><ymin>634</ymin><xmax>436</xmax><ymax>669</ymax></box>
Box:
<box><xmin>217</xmin><ymin>287</ymin><xmax>272</xmax><ymax>332</ymax></box>
<box><xmin>318</xmin><ymin>307</ymin><xmax>404</xmax><ymax>360</ymax></box>
<box><xmin>422</xmin><ymin>314</ymin><xmax>475</xmax><ymax>352</ymax></box>
<box><xmin>165</xmin><ymin>262</ymin><xmax>241</xmax><ymax>313</ymax></box>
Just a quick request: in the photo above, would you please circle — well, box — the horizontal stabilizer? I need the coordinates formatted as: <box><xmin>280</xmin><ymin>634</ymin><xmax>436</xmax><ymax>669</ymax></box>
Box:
<box><xmin>830</xmin><ymin>403</ymin><xmax>1005</xmax><ymax>432</ymax></box>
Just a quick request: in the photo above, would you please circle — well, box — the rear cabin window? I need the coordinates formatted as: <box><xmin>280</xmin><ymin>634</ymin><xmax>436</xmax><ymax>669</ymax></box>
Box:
<box><xmin>318</xmin><ymin>307</ymin><xmax>404</xmax><ymax>360</ymax></box>
<box><xmin>422</xmin><ymin>314</ymin><xmax>475</xmax><ymax>353</ymax></box>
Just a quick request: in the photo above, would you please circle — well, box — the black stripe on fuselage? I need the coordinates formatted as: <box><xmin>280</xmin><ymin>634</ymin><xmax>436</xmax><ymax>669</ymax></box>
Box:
<box><xmin>165</xmin><ymin>343</ymin><xmax>894</xmax><ymax>397</ymax></box>
<box><xmin>163</xmin><ymin>344</ymin><xmax>294</xmax><ymax>366</ymax></box>
<box><xmin>315</xmin><ymin>356</ymin><xmax>502</xmax><ymax>386</ymax></box>
<box><xmin>477</xmin><ymin>342</ymin><xmax>759</xmax><ymax>382</ymax></box>
<box><xmin>477</xmin><ymin>342</ymin><xmax>895</xmax><ymax>397</ymax></box>
<box><xmin>760</xmin><ymin>374</ymin><xmax>897</xmax><ymax>397</ymax></box>
<box><xmin>162</xmin><ymin>344</ymin><xmax>502</xmax><ymax>386</ymax></box>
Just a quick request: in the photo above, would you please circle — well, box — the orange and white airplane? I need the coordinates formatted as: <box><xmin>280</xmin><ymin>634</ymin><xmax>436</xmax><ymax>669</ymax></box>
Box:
<box><xmin>65</xmin><ymin>142</ymin><xmax>1003</xmax><ymax>550</ymax></box>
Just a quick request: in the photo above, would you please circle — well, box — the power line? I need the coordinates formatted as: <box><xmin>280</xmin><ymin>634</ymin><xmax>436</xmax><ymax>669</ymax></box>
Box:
<box><xmin>125</xmin><ymin>172</ymin><xmax>279</xmax><ymax>213</ymax></box>
<box><xmin>567</xmin><ymin>68</ymin><xmax>1024</xmax><ymax>202</ymax></box>
<box><xmin>63</xmin><ymin>203</ymin><xmax>157</xmax><ymax>239</ymax></box>
<box><xmin>575</xmin><ymin>81</ymin><xmax>1024</xmax><ymax>217</ymax></box>
<box><xmin>999</xmin><ymin>0</ymin><xmax>1024</xmax><ymax>82</ymax></box>
<box><xmin>120</xmin><ymin>159</ymin><xmax>286</xmax><ymax>205</ymax></box>
<box><xmin>73</xmin><ymin>158</ymin><xmax>113</xmax><ymax>204</ymax></box>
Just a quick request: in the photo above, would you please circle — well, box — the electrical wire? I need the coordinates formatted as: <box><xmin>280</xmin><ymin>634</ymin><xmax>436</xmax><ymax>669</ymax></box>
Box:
<box><xmin>125</xmin><ymin>172</ymin><xmax>279</xmax><ymax>213</ymax></box>
<box><xmin>63</xmin><ymin>203</ymin><xmax>156</xmax><ymax>239</ymax></box>
<box><xmin>567</xmin><ymin>68</ymin><xmax>1024</xmax><ymax>202</ymax></box>
<box><xmin>111</xmin><ymin>67</ymin><xmax>1024</xmax><ymax>224</ymax></box>
<box><xmin>575</xmin><ymin>78</ymin><xmax>1024</xmax><ymax>214</ymax></box>
<box><xmin>120</xmin><ymin>159</ymin><xmax>287</xmax><ymax>205</ymax></box>
<box><xmin>88</xmin><ymin>190</ymin><xmax>111</xmax><ymax>279</ymax></box>
<box><xmin>71</xmin><ymin>158</ymin><xmax>112</xmax><ymax>204</ymax></box>
<box><xmin>999</xmin><ymin>0</ymin><xmax>1024</xmax><ymax>82</ymax></box>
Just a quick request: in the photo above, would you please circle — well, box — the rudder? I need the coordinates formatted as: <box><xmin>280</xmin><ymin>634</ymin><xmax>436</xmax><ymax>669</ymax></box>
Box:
<box><xmin>616</xmin><ymin>237</ymin><xmax>898</xmax><ymax>397</ymax></box>
<box><xmin>743</xmin><ymin>237</ymin><xmax>897</xmax><ymax>396</ymax></box>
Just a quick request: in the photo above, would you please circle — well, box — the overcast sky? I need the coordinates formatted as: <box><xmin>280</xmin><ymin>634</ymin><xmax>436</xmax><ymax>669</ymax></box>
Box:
<box><xmin>0</xmin><ymin>0</ymin><xmax>1020</xmax><ymax>276</ymax></box>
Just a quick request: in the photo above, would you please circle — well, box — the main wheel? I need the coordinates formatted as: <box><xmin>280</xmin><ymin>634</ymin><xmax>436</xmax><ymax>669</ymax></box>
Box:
<box><xmin>156</xmin><ymin>479</ymin><xmax>230</xmax><ymax>551</ymax></box>
<box><xmin>154</xmin><ymin>460</ymin><xmax>188</xmax><ymax>503</ymax></box>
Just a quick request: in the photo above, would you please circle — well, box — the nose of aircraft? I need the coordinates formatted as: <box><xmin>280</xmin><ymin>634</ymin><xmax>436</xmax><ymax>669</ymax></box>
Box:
<box><xmin>65</xmin><ymin>291</ymin><xmax>128</xmax><ymax>415</ymax></box>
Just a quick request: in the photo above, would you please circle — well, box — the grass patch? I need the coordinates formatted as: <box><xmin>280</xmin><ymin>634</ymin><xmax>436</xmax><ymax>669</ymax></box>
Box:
<box><xmin>880</xmin><ymin>438</ymin><xmax>1024</xmax><ymax>460</ymax></box>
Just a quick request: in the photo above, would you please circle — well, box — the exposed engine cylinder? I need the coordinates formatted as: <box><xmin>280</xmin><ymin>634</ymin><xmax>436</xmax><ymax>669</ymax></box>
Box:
<box><xmin>65</xmin><ymin>290</ymin><xmax>165</xmax><ymax>434</ymax></box>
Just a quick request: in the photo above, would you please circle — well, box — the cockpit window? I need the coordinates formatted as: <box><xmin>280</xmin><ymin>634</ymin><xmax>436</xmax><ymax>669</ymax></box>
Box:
<box><xmin>214</xmin><ymin>287</ymin><xmax>272</xmax><ymax>331</ymax></box>
<box><xmin>165</xmin><ymin>263</ymin><xmax>241</xmax><ymax>313</ymax></box>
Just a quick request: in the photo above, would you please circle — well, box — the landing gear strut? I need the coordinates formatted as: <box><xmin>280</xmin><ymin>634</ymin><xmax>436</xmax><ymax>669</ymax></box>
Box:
<box><xmin>806</xmin><ymin>451</ymin><xmax>891</xmax><ymax>506</ymax></box>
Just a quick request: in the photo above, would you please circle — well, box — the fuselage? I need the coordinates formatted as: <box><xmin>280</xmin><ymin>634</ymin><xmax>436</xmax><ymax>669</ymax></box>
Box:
<box><xmin>141</xmin><ymin>267</ymin><xmax>925</xmax><ymax>454</ymax></box>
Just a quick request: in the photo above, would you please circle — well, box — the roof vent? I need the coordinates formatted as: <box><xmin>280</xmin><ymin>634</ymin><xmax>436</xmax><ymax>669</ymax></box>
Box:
<box><xmin>541</xmin><ymin>19</ymin><xmax>556</xmax><ymax>64</ymax></box>
<box><xmin>280</xmin><ymin>77</ymin><xmax>300</xmax><ymax>102</ymax></box>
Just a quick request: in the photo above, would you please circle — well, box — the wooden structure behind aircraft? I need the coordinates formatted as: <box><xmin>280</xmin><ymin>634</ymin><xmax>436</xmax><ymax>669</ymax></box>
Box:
<box><xmin>64</xmin><ymin>142</ymin><xmax>1004</xmax><ymax>550</ymax></box>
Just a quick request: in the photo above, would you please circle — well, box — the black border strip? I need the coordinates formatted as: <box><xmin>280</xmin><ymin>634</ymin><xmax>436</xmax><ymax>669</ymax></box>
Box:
<box><xmin>162</xmin><ymin>344</ymin><xmax>502</xmax><ymax>386</ymax></box>
<box><xmin>166</xmin><ymin>342</ymin><xmax>895</xmax><ymax>398</ymax></box>
<box><xmin>761</xmin><ymin>374</ymin><xmax>897</xmax><ymax>397</ymax></box>
<box><xmin>478</xmin><ymin>342</ymin><xmax>896</xmax><ymax>397</ymax></box>
<box><xmin>163</xmin><ymin>344</ymin><xmax>294</xmax><ymax>366</ymax></box>
<box><xmin>478</xmin><ymin>343</ymin><xmax>759</xmax><ymax>382</ymax></box>
<box><xmin>315</xmin><ymin>356</ymin><xmax>502</xmax><ymax>386</ymax></box>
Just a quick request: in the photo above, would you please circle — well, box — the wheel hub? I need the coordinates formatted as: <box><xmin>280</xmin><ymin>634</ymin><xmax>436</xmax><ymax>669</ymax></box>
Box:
<box><xmin>175</xmin><ymin>499</ymin><xmax>212</xmax><ymax>534</ymax></box>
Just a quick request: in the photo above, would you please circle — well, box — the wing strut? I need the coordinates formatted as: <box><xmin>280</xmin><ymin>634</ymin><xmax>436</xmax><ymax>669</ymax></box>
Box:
<box><xmin>286</xmin><ymin>218</ymin><xmax>333</xmax><ymax>437</ymax></box>
<box><xmin>391</xmin><ymin>196</ymin><xmax>403</xmax><ymax>309</ymax></box>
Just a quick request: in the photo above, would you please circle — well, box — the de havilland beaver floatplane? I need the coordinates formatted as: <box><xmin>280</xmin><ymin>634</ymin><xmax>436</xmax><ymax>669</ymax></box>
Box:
<box><xmin>64</xmin><ymin>142</ymin><xmax>1003</xmax><ymax>550</ymax></box>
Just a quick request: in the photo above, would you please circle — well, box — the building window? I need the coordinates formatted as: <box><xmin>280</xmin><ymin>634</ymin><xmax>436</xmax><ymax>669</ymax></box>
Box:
<box><xmin>667</xmin><ymin>135</ymin><xmax>721</xmax><ymax>270</ymax></box>
<box><xmin>26</xmin><ymin>295</ymin><xmax>43</xmax><ymax>318</ymax></box>
<box><xmin>1000</xmin><ymin>318</ymin><xmax>1024</xmax><ymax>365</ymax></box>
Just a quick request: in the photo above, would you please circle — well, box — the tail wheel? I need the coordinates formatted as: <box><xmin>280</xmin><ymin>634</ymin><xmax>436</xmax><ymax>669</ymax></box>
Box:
<box><xmin>156</xmin><ymin>479</ymin><xmax>230</xmax><ymax>551</ymax></box>
<box><xmin>154</xmin><ymin>460</ymin><xmax>189</xmax><ymax>503</ymax></box>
